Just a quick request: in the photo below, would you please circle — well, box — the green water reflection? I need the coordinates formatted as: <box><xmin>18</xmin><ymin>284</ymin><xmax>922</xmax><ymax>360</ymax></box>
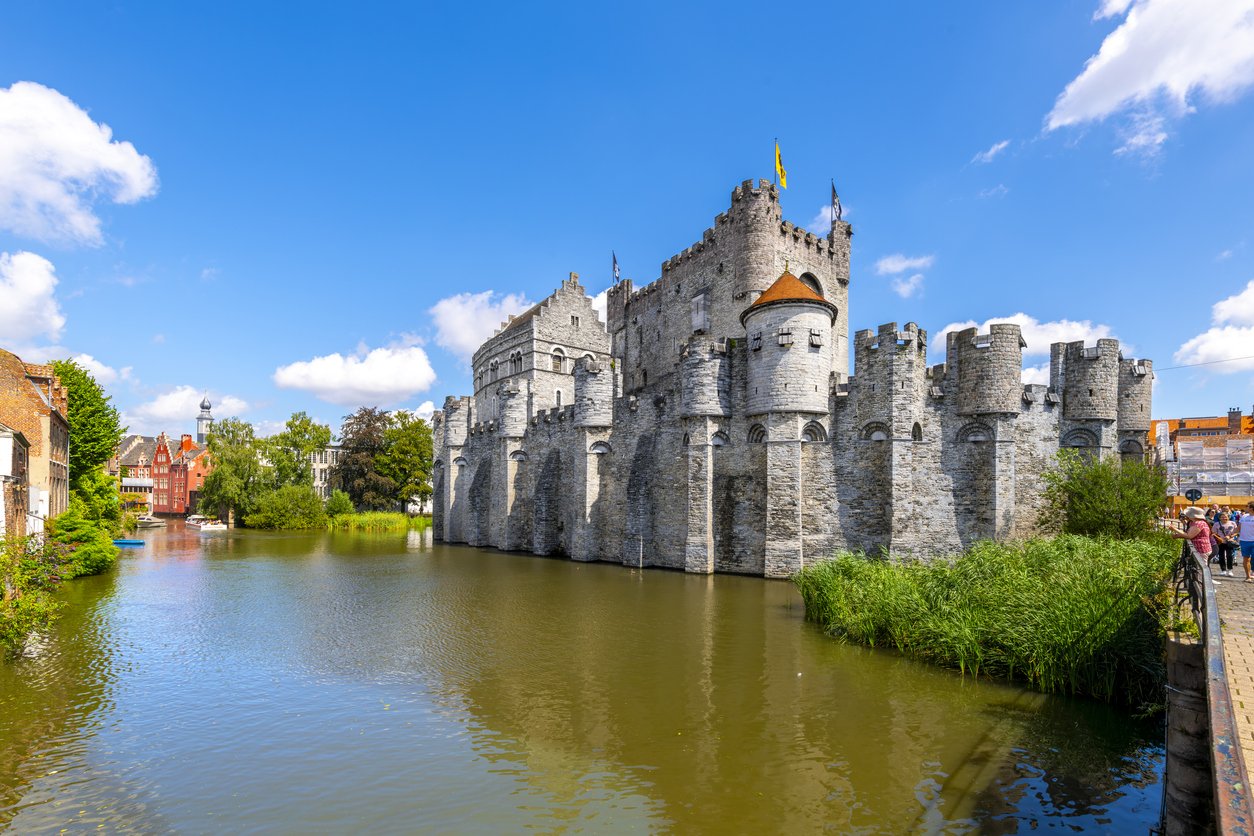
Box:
<box><xmin>0</xmin><ymin>526</ymin><xmax>1162</xmax><ymax>833</ymax></box>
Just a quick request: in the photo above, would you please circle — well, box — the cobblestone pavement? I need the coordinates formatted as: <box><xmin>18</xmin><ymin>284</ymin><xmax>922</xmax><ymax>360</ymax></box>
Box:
<box><xmin>1212</xmin><ymin>565</ymin><xmax>1254</xmax><ymax>769</ymax></box>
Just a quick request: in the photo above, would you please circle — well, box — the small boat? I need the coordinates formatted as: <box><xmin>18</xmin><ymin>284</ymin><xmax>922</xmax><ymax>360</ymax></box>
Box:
<box><xmin>136</xmin><ymin>515</ymin><xmax>167</xmax><ymax>529</ymax></box>
<box><xmin>113</xmin><ymin>539</ymin><xmax>145</xmax><ymax>547</ymax></box>
<box><xmin>185</xmin><ymin>515</ymin><xmax>209</xmax><ymax>528</ymax></box>
<box><xmin>198</xmin><ymin>520</ymin><xmax>228</xmax><ymax>532</ymax></box>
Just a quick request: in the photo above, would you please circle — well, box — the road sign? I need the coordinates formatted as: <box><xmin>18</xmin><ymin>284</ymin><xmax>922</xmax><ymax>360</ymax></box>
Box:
<box><xmin>1185</xmin><ymin>489</ymin><xmax>1203</xmax><ymax>502</ymax></box>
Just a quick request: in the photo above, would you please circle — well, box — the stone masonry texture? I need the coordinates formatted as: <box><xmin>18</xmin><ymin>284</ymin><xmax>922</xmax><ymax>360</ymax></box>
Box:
<box><xmin>433</xmin><ymin>180</ymin><xmax>1153</xmax><ymax>578</ymax></box>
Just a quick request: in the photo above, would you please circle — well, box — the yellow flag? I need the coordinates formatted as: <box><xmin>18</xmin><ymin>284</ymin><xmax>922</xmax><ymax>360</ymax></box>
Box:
<box><xmin>775</xmin><ymin>141</ymin><xmax>787</xmax><ymax>189</ymax></box>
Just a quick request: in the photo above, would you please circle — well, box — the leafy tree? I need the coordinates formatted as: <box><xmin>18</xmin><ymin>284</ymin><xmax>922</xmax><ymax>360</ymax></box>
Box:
<box><xmin>50</xmin><ymin>359</ymin><xmax>125</xmax><ymax>485</ymax></box>
<box><xmin>377</xmin><ymin>411</ymin><xmax>433</xmax><ymax>507</ymax></box>
<box><xmin>265</xmin><ymin>411</ymin><xmax>332</xmax><ymax>487</ymax></box>
<box><xmin>244</xmin><ymin>485</ymin><xmax>327</xmax><ymax>530</ymax></box>
<box><xmin>73</xmin><ymin>468</ymin><xmax>123</xmax><ymax>534</ymax></box>
<box><xmin>198</xmin><ymin>418</ymin><xmax>275</xmax><ymax>523</ymax></box>
<box><xmin>332</xmin><ymin>407</ymin><xmax>397</xmax><ymax>511</ymax></box>
<box><xmin>325</xmin><ymin>489</ymin><xmax>354</xmax><ymax>517</ymax></box>
<box><xmin>1040</xmin><ymin>451</ymin><xmax>1169</xmax><ymax>539</ymax></box>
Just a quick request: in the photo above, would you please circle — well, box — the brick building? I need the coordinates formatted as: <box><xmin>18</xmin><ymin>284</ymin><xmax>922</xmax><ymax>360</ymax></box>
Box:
<box><xmin>0</xmin><ymin>422</ymin><xmax>31</xmax><ymax>537</ymax></box>
<box><xmin>0</xmin><ymin>348</ymin><xmax>70</xmax><ymax>534</ymax></box>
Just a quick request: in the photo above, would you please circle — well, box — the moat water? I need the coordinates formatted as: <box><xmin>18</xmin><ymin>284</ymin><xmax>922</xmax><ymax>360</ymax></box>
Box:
<box><xmin>1</xmin><ymin>525</ymin><xmax>1163</xmax><ymax>833</ymax></box>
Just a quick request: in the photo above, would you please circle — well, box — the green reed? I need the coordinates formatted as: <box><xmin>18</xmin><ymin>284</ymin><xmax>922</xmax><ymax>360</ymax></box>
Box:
<box><xmin>327</xmin><ymin>512</ymin><xmax>432</xmax><ymax>532</ymax></box>
<box><xmin>793</xmin><ymin>535</ymin><xmax>1178</xmax><ymax>705</ymax></box>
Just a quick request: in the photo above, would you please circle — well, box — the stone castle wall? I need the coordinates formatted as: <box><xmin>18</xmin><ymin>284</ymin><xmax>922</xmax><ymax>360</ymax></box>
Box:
<box><xmin>432</xmin><ymin>182</ymin><xmax>1152</xmax><ymax>577</ymax></box>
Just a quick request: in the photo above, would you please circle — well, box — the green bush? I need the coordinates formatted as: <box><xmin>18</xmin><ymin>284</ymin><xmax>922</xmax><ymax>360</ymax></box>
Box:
<box><xmin>794</xmin><ymin>535</ymin><xmax>1178</xmax><ymax>706</ymax></box>
<box><xmin>1</xmin><ymin>535</ymin><xmax>68</xmax><ymax>655</ymax></box>
<box><xmin>46</xmin><ymin>499</ymin><xmax>119</xmax><ymax>578</ymax></box>
<box><xmin>325</xmin><ymin>489</ymin><xmax>354</xmax><ymax>517</ymax></box>
<box><xmin>1040</xmin><ymin>451</ymin><xmax>1168</xmax><ymax>538</ymax></box>
<box><xmin>244</xmin><ymin>485</ymin><xmax>328</xmax><ymax>530</ymax></box>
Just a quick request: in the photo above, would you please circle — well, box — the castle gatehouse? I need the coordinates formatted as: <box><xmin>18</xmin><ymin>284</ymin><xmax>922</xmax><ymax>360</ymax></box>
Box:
<box><xmin>432</xmin><ymin>179</ymin><xmax>1152</xmax><ymax>577</ymax></box>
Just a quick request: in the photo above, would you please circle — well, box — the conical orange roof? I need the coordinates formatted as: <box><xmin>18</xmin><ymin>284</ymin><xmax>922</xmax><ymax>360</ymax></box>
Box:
<box><xmin>741</xmin><ymin>271</ymin><xmax>838</xmax><ymax>324</ymax></box>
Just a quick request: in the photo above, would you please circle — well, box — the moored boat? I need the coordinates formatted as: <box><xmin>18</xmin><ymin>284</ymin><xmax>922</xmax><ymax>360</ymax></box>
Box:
<box><xmin>136</xmin><ymin>515</ymin><xmax>166</xmax><ymax>529</ymax></box>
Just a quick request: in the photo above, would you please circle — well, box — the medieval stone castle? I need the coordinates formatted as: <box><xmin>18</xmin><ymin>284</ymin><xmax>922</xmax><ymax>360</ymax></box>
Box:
<box><xmin>432</xmin><ymin>179</ymin><xmax>1153</xmax><ymax>577</ymax></box>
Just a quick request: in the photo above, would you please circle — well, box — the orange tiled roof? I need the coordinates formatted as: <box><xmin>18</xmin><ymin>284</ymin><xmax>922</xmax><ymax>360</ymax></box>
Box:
<box><xmin>1148</xmin><ymin>414</ymin><xmax>1253</xmax><ymax>446</ymax></box>
<box><xmin>741</xmin><ymin>271</ymin><xmax>837</xmax><ymax>324</ymax></box>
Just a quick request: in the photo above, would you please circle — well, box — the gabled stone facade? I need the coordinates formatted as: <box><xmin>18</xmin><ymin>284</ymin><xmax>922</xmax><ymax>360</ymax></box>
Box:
<box><xmin>433</xmin><ymin>180</ymin><xmax>1153</xmax><ymax>577</ymax></box>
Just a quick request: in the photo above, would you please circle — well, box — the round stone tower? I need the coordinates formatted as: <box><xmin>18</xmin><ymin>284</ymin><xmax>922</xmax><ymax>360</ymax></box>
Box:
<box><xmin>1062</xmin><ymin>339</ymin><xmax>1120</xmax><ymax>421</ymax></box>
<box><xmin>740</xmin><ymin>271</ymin><xmax>837</xmax><ymax>416</ymax></box>
<box><xmin>1117</xmin><ymin>358</ymin><xmax>1154</xmax><ymax>432</ymax></box>
<box><xmin>951</xmin><ymin>324</ymin><xmax>1024</xmax><ymax>415</ymax></box>
<box><xmin>574</xmin><ymin>356</ymin><xmax>613</xmax><ymax>427</ymax></box>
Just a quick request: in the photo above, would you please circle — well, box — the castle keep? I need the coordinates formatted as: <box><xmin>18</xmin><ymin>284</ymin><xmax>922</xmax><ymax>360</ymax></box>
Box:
<box><xmin>433</xmin><ymin>179</ymin><xmax>1153</xmax><ymax>577</ymax></box>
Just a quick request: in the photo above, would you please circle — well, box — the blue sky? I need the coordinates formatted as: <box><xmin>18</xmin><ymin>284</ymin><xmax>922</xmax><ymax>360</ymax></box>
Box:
<box><xmin>1</xmin><ymin>0</ymin><xmax>1253</xmax><ymax>438</ymax></box>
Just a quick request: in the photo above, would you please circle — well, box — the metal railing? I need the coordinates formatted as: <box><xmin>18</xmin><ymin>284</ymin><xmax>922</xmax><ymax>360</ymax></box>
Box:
<box><xmin>1172</xmin><ymin>541</ymin><xmax>1254</xmax><ymax>834</ymax></box>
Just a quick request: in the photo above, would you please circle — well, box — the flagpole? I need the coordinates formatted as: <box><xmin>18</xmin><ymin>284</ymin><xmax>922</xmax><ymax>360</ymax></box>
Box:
<box><xmin>773</xmin><ymin>138</ymin><xmax>778</xmax><ymax>186</ymax></box>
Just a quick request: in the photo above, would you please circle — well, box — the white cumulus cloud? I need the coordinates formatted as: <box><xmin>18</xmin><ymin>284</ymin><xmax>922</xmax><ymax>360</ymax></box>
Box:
<box><xmin>875</xmin><ymin>253</ymin><xmax>935</xmax><ymax>275</ymax></box>
<box><xmin>1022</xmin><ymin>362</ymin><xmax>1052</xmax><ymax>386</ymax></box>
<box><xmin>972</xmin><ymin>139</ymin><xmax>1010</xmax><ymax>164</ymax></box>
<box><xmin>273</xmin><ymin>344</ymin><xmax>437</xmax><ymax>406</ymax></box>
<box><xmin>891</xmin><ymin>273</ymin><xmax>925</xmax><ymax>298</ymax></box>
<box><xmin>931</xmin><ymin>313</ymin><xmax>1117</xmax><ymax>358</ymax></box>
<box><xmin>806</xmin><ymin>202</ymin><xmax>850</xmax><ymax>234</ymax></box>
<box><xmin>1047</xmin><ymin>0</ymin><xmax>1254</xmax><ymax>156</ymax></box>
<box><xmin>0</xmin><ymin>81</ymin><xmax>158</xmax><ymax>244</ymax></box>
<box><xmin>413</xmin><ymin>400</ymin><xmax>436</xmax><ymax>421</ymax></box>
<box><xmin>590</xmin><ymin>289</ymin><xmax>608</xmax><ymax>324</ymax></box>
<box><xmin>124</xmin><ymin>386</ymin><xmax>248</xmax><ymax>436</ymax></box>
<box><xmin>70</xmin><ymin>353</ymin><xmax>131</xmax><ymax>386</ymax></box>
<box><xmin>1175</xmin><ymin>280</ymin><xmax>1254</xmax><ymax>372</ymax></box>
<box><xmin>428</xmin><ymin>290</ymin><xmax>533</xmax><ymax>363</ymax></box>
<box><xmin>0</xmin><ymin>250</ymin><xmax>65</xmax><ymax>348</ymax></box>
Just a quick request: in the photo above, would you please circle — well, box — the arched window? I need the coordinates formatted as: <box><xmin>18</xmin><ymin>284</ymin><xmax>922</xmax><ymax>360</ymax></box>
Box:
<box><xmin>1119</xmin><ymin>439</ymin><xmax>1144</xmax><ymax>463</ymax></box>
<box><xmin>682</xmin><ymin>433</ymin><xmax>690</xmax><ymax>447</ymax></box>
<box><xmin>862</xmin><ymin>422</ymin><xmax>889</xmax><ymax>441</ymax></box>
<box><xmin>748</xmin><ymin>424</ymin><xmax>767</xmax><ymax>444</ymax></box>
<box><xmin>551</xmin><ymin>348</ymin><xmax>565</xmax><ymax>373</ymax></box>
<box><xmin>589</xmin><ymin>441</ymin><xmax>612</xmax><ymax>455</ymax></box>
<box><xmin>509</xmin><ymin>450</ymin><xmax>528</xmax><ymax>462</ymax></box>
<box><xmin>1062</xmin><ymin>428</ymin><xmax>1098</xmax><ymax>448</ymax></box>
<box><xmin>490</xmin><ymin>360</ymin><xmax>499</xmax><ymax>382</ymax></box>
<box><xmin>510</xmin><ymin>353</ymin><xmax>523</xmax><ymax>375</ymax></box>
<box><xmin>911</xmin><ymin>423</ymin><xmax>923</xmax><ymax>442</ymax></box>
<box><xmin>958</xmin><ymin>423</ymin><xmax>993</xmax><ymax>443</ymax></box>
<box><xmin>555</xmin><ymin>389</ymin><xmax>563</xmax><ymax>408</ymax></box>
<box><xmin>799</xmin><ymin>272</ymin><xmax>823</xmax><ymax>297</ymax></box>
<box><xmin>711</xmin><ymin>431</ymin><xmax>729</xmax><ymax>447</ymax></box>
<box><xmin>802</xmin><ymin>422</ymin><xmax>827</xmax><ymax>443</ymax></box>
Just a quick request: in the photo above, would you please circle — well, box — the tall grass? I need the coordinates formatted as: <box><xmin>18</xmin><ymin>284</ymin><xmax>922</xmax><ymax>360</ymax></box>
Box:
<box><xmin>327</xmin><ymin>512</ymin><xmax>432</xmax><ymax>532</ymax></box>
<box><xmin>794</xmin><ymin>535</ymin><xmax>1178</xmax><ymax>705</ymax></box>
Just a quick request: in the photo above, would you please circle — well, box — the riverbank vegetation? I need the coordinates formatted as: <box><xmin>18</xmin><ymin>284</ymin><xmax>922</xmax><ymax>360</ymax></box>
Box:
<box><xmin>2</xmin><ymin>361</ymin><xmax>130</xmax><ymax>656</ymax></box>
<box><xmin>197</xmin><ymin>407</ymin><xmax>433</xmax><ymax>530</ymax></box>
<box><xmin>327</xmin><ymin>512</ymin><xmax>431</xmax><ymax>532</ymax></box>
<box><xmin>796</xmin><ymin>453</ymin><xmax>1176</xmax><ymax>706</ymax></box>
<box><xmin>0</xmin><ymin>535</ymin><xmax>67</xmax><ymax>655</ymax></box>
<box><xmin>795</xmin><ymin>536</ymin><xmax>1177</xmax><ymax>705</ymax></box>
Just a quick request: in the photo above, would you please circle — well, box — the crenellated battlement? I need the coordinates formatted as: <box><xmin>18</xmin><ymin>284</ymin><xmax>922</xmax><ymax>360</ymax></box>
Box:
<box><xmin>431</xmin><ymin>178</ymin><xmax>1152</xmax><ymax>574</ymax></box>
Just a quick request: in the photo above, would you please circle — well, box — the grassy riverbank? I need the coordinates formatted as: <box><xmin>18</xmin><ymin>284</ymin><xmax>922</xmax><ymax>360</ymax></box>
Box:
<box><xmin>794</xmin><ymin>535</ymin><xmax>1178</xmax><ymax>705</ymax></box>
<box><xmin>327</xmin><ymin>512</ymin><xmax>431</xmax><ymax>532</ymax></box>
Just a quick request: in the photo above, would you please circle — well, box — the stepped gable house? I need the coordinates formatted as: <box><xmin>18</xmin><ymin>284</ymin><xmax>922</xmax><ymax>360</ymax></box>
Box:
<box><xmin>432</xmin><ymin>179</ymin><xmax>1154</xmax><ymax>577</ymax></box>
